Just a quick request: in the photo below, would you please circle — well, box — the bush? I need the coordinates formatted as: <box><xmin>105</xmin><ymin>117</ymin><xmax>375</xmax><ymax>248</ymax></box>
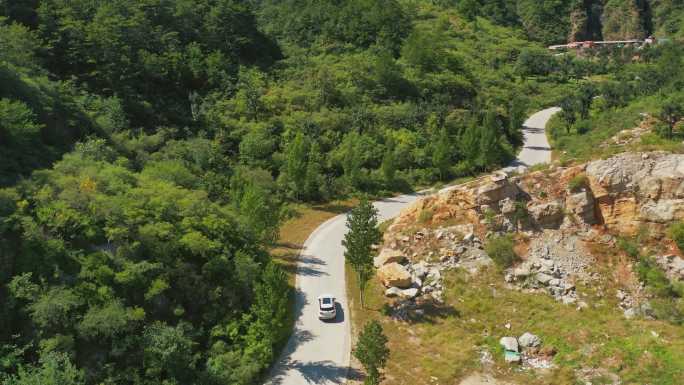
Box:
<box><xmin>668</xmin><ymin>221</ymin><xmax>684</xmax><ymax>251</ymax></box>
<box><xmin>617</xmin><ymin>237</ymin><xmax>640</xmax><ymax>259</ymax></box>
<box><xmin>484</xmin><ymin>234</ymin><xmax>519</xmax><ymax>269</ymax></box>
<box><xmin>574</xmin><ymin>119</ymin><xmax>591</xmax><ymax>135</ymax></box>
<box><xmin>567</xmin><ymin>174</ymin><xmax>588</xmax><ymax>192</ymax></box>
<box><xmin>637</xmin><ymin>257</ymin><xmax>675</xmax><ymax>298</ymax></box>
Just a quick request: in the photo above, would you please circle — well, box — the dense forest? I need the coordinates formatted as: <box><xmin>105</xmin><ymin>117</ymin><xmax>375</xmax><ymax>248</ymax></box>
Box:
<box><xmin>1</xmin><ymin>0</ymin><xmax>683</xmax><ymax>384</ymax></box>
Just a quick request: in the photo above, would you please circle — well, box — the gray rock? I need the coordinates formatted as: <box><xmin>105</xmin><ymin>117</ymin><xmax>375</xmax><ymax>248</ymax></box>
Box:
<box><xmin>518</xmin><ymin>332</ymin><xmax>542</xmax><ymax>348</ymax></box>
<box><xmin>529</xmin><ymin>200</ymin><xmax>565</xmax><ymax>229</ymax></box>
<box><xmin>512</xmin><ymin>265</ymin><xmax>531</xmax><ymax>278</ymax></box>
<box><xmin>499</xmin><ymin>336</ymin><xmax>519</xmax><ymax>352</ymax></box>
<box><xmin>412</xmin><ymin>262</ymin><xmax>428</xmax><ymax>279</ymax></box>
<box><xmin>566</xmin><ymin>191</ymin><xmax>597</xmax><ymax>224</ymax></box>
<box><xmin>624</xmin><ymin>308</ymin><xmax>637</xmax><ymax>319</ymax></box>
<box><xmin>400</xmin><ymin>288</ymin><xmax>419</xmax><ymax>299</ymax></box>
<box><xmin>476</xmin><ymin>174</ymin><xmax>520</xmax><ymax>205</ymax></box>
<box><xmin>536</xmin><ymin>272</ymin><xmax>554</xmax><ymax>285</ymax></box>
<box><xmin>500</xmin><ymin>198</ymin><xmax>516</xmax><ymax>215</ymax></box>
<box><xmin>548</xmin><ymin>278</ymin><xmax>562</xmax><ymax>287</ymax></box>
<box><xmin>385</xmin><ymin>287</ymin><xmax>403</xmax><ymax>297</ymax></box>
<box><xmin>539</xmin><ymin>259</ymin><xmax>555</xmax><ymax>274</ymax></box>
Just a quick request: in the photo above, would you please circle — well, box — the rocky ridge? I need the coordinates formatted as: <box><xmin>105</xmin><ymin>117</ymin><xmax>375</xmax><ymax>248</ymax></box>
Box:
<box><xmin>376</xmin><ymin>151</ymin><xmax>684</xmax><ymax>317</ymax></box>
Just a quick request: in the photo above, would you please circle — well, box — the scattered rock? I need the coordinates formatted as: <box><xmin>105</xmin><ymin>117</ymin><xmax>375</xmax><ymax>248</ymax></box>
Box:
<box><xmin>655</xmin><ymin>254</ymin><xmax>684</xmax><ymax>281</ymax></box>
<box><xmin>400</xmin><ymin>288</ymin><xmax>419</xmax><ymax>299</ymax></box>
<box><xmin>499</xmin><ymin>337</ymin><xmax>519</xmax><ymax>352</ymax></box>
<box><xmin>385</xmin><ymin>287</ymin><xmax>403</xmax><ymax>297</ymax></box>
<box><xmin>518</xmin><ymin>332</ymin><xmax>542</xmax><ymax>348</ymax></box>
<box><xmin>535</xmin><ymin>272</ymin><xmax>554</xmax><ymax>284</ymax></box>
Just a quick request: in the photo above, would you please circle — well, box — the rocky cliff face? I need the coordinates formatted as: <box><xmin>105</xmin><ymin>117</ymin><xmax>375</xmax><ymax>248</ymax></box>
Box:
<box><xmin>600</xmin><ymin>0</ymin><xmax>652</xmax><ymax>40</ymax></box>
<box><xmin>377</xmin><ymin>151</ymin><xmax>684</xmax><ymax>316</ymax></box>
<box><xmin>566</xmin><ymin>0</ymin><xmax>654</xmax><ymax>42</ymax></box>
<box><xmin>586</xmin><ymin>152</ymin><xmax>684</xmax><ymax>234</ymax></box>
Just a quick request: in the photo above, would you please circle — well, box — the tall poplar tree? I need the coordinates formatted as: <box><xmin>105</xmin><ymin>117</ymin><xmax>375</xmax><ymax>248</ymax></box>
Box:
<box><xmin>342</xmin><ymin>197</ymin><xmax>380</xmax><ymax>308</ymax></box>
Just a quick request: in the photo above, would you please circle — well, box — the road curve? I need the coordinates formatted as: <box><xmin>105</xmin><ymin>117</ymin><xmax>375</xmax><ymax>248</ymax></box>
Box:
<box><xmin>265</xmin><ymin>107</ymin><xmax>560</xmax><ymax>385</ymax></box>
<box><xmin>504</xmin><ymin>107</ymin><xmax>560</xmax><ymax>173</ymax></box>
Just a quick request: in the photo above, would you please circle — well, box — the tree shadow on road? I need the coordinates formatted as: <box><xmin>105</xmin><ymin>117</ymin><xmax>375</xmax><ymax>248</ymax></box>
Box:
<box><xmin>287</xmin><ymin>360</ymin><xmax>364</xmax><ymax>384</ymax></box>
<box><xmin>297</xmin><ymin>254</ymin><xmax>329</xmax><ymax>277</ymax></box>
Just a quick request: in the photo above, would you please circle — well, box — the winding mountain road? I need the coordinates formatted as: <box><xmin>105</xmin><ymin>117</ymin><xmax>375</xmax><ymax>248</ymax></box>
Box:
<box><xmin>265</xmin><ymin>107</ymin><xmax>560</xmax><ymax>385</ymax></box>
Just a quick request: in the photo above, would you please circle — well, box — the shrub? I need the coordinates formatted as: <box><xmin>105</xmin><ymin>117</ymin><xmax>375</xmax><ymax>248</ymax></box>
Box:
<box><xmin>668</xmin><ymin>221</ymin><xmax>684</xmax><ymax>251</ymax></box>
<box><xmin>637</xmin><ymin>257</ymin><xmax>675</xmax><ymax>298</ymax></box>
<box><xmin>484</xmin><ymin>234</ymin><xmax>519</xmax><ymax>269</ymax></box>
<box><xmin>574</xmin><ymin>119</ymin><xmax>591</xmax><ymax>135</ymax></box>
<box><xmin>617</xmin><ymin>237</ymin><xmax>640</xmax><ymax>259</ymax></box>
<box><xmin>567</xmin><ymin>173</ymin><xmax>588</xmax><ymax>192</ymax></box>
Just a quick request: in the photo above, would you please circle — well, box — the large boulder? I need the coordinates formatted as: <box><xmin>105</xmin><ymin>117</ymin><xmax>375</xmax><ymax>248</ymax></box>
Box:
<box><xmin>476</xmin><ymin>174</ymin><xmax>519</xmax><ymax>206</ymax></box>
<box><xmin>566</xmin><ymin>190</ymin><xmax>597</xmax><ymax>224</ymax></box>
<box><xmin>374</xmin><ymin>248</ymin><xmax>407</xmax><ymax>267</ymax></box>
<box><xmin>378</xmin><ymin>262</ymin><xmax>412</xmax><ymax>288</ymax></box>
<box><xmin>529</xmin><ymin>200</ymin><xmax>564</xmax><ymax>229</ymax></box>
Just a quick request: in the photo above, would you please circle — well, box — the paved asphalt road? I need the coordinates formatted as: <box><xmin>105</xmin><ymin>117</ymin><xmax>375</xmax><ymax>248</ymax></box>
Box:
<box><xmin>265</xmin><ymin>107</ymin><xmax>560</xmax><ymax>385</ymax></box>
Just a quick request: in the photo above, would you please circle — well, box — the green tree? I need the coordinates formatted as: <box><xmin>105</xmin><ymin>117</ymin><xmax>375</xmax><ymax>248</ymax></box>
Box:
<box><xmin>283</xmin><ymin>131</ymin><xmax>309</xmax><ymax>199</ymax></box>
<box><xmin>515</xmin><ymin>47</ymin><xmax>554</xmax><ymax>79</ymax></box>
<box><xmin>577</xmin><ymin>84</ymin><xmax>596</xmax><ymax>119</ymax></box>
<box><xmin>303</xmin><ymin>141</ymin><xmax>325</xmax><ymax>201</ymax></box>
<box><xmin>143</xmin><ymin>322</ymin><xmax>198</xmax><ymax>384</ymax></box>
<box><xmin>507</xmin><ymin>97</ymin><xmax>527</xmax><ymax>146</ymax></box>
<box><xmin>341</xmin><ymin>132</ymin><xmax>364</xmax><ymax>190</ymax></box>
<box><xmin>659</xmin><ymin>95</ymin><xmax>684</xmax><ymax>139</ymax></box>
<box><xmin>432</xmin><ymin>127</ymin><xmax>452</xmax><ymax>180</ymax></box>
<box><xmin>459</xmin><ymin>121</ymin><xmax>481</xmax><ymax>173</ymax></box>
<box><xmin>6</xmin><ymin>353</ymin><xmax>84</xmax><ymax>385</ymax></box>
<box><xmin>559</xmin><ymin>97</ymin><xmax>578</xmax><ymax>134</ymax></box>
<box><xmin>353</xmin><ymin>320</ymin><xmax>389</xmax><ymax>385</ymax></box>
<box><xmin>479</xmin><ymin>111</ymin><xmax>504</xmax><ymax>169</ymax></box>
<box><xmin>342</xmin><ymin>197</ymin><xmax>380</xmax><ymax>308</ymax></box>
<box><xmin>238</xmin><ymin>182</ymin><xmax>281</xmax><ymax>244</ymax></box>
<box><xmin>381</xmin><ymin>147</ymin><xmax>397</xmax><ymax>186</ymax></box>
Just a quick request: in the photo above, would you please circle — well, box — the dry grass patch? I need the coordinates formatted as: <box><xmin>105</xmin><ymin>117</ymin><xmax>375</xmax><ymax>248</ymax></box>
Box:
<box><xmin>272</xmin><ymin>199</ymin><xmax>357</xmax><ymax>283</ymax></box>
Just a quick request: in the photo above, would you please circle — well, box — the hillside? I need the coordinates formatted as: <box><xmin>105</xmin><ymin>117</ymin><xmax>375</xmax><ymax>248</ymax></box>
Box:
<box><xmin>363</xmin><ymin>152</ymin><xmax>684</xmax><ymax>384</ymax></box>
<box><xmin>1</xmin><ymin>1</ymin><xmax>684</xmax><ymax>384</ymax></box>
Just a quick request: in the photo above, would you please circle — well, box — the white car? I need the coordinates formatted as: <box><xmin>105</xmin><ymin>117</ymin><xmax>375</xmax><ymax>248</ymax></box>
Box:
<box><xmin>317</xmin><ymin>294</ymin><xmax>336</xmax><ymax>320</ymax></box>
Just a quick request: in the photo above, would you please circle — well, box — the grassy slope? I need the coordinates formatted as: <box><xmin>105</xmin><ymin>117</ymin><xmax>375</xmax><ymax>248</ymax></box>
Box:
<box><xmin>349</xmin><ymin>264</ymin><xmax>684</xmax><ymax>385</ymax></box>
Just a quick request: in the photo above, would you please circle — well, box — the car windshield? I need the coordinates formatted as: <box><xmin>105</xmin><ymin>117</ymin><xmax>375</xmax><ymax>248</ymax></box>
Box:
<box><xmin>321</xmin><ymin>298</ymin><xmax>332</xmax><ymax>306</ymax></box>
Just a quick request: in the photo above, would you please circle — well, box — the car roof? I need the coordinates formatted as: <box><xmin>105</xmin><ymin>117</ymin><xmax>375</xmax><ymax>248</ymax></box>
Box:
<box><xmin>317</xmin><ymin>294</ymin><xmax>335</xmax><ymax>300</ymax></box>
